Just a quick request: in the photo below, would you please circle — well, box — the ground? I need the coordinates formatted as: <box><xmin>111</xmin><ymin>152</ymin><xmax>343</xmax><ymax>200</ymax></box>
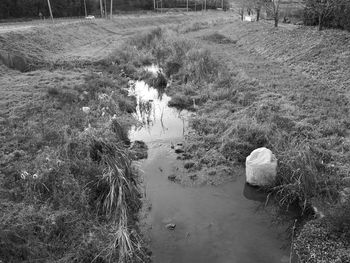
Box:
<box><xmin>1</xmin><ymin>10</ymin><xmax>349</xmax><ymax>262</ymax></box>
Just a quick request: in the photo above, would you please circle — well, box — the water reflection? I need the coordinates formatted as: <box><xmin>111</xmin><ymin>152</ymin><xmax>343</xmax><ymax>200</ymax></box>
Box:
<box><xmin>128</xmin><ymin>80</ymin><xmax>188</xmax><ymax>143</ymax></box>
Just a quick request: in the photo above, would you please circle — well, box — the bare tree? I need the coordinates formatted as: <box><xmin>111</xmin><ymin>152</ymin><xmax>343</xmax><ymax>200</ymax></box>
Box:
<box><xmin>99</xmin><ymin>0</ymin><xmax>103</xmax><ymax>17</ymax></box>
<box><xmin>254</xmin><ymin>0</ymin><xmax>264</xmax><ymax>21</ymax></box>
<box><xmin>305</xmin><ymin>0</ymin><xmax>339</xmax><ymax>30</ymax></box>
<box><xmin>265</xmin><ymin>0</ymin><xmax>281</xmax><ymax>27</ymax></box>
<box><xmin>235</xmin><ymin>0</ymin><xmax>247</xmax><ymax>20</ymax></box>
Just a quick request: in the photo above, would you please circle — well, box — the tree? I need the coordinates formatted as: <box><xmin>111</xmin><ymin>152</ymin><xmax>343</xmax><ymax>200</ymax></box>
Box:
<box><xmin>254</xmin><ymin>0</ymin><xmax>263</xmax><ymax>21</ymax></box>
<box><xmin>305</xmin><ymin>0</ymin><xmax>339</xmax><ymax>30</ymax></box>
<box><xmin>265</xmin><ymin>0</ymin><xmax>281</xmax><ymax>27</ymax></box>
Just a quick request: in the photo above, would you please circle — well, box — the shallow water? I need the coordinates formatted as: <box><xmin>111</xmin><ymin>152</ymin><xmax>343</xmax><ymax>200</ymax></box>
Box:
<box><xmin>129</xmin><ymin>79</ymin><xmax>294</xmax><ymax>263</ymax></box>
<box><xmin>129</xmin><ymin>80</ymin><xmax>188</xmax><ymax>143</ymax></box>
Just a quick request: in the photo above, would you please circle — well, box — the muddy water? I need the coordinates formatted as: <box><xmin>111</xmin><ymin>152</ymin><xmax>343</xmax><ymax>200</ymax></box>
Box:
<box><xmin>129</xmin><ymin>80</ymin><xmax>292</xmax><ymax>263</ymax></box>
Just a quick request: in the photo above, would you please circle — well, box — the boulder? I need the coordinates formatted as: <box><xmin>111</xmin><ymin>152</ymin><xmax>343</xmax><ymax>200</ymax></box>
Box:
<box><xmin>245</xmin><ymin>147</ymin><xmax>277</xmax><ymax>186</ymax></box>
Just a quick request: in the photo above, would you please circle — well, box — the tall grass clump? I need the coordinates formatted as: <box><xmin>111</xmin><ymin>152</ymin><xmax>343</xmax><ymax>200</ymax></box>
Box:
<box><xmin>89</xmin><ymin>137</ymin><xmax>143</xmax><ymax>262</ymax></box>
<box><xmin>126</xmin><ymin>27</ymin><xmax>220</xmax><ymax>86</ymax></box>
<box><xmin>129</xmin><ymin>27</ymin><xmax>163</xmax><ymax>50</ymax></box>
<box><xmin>220</xmin><ymin>118</ymin><xmax>272</xmax><ymax>163</ymax></box>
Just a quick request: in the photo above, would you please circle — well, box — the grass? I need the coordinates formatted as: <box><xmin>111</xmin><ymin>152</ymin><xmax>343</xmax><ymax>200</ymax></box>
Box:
<box><xmin>202</xmin><ymin>32</ymin><xmax>237</xmax><ymax>44</ymax></box>
<box><xmin>0</xmin><ymin>63</ymin><xmax>146</xmax><ymax>262</ymax></box>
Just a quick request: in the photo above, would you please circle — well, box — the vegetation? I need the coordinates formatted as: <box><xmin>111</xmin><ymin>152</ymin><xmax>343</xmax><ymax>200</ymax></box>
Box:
<box><xmin>304</xmin><ymin>0</ymin><xmax>350</xmax><ymax>31</ymax></box>
<box><xmin>0</xmin><ymin>13</ymin><xmax>235</xmax><ymax>262</ymax></box>
<box><xmin>0</xmin><ymin>0</ymin><xmax>153</xmax><ymax>19</ymax></box>
<box><xmin>119</xmin><ymin>24</ymin><xmax>350</xmax><ymax>260</ymax></box>
<box><xmin>0</xmin><ymin>0</ymin><xmax>233</xmax><ymax>20</ymax></box>
<box><xmin>0</xmin><ymin>67</ymin><xmax>147</xmax><ymax>261</ymax></box>
<box><xmin>295</xmin><ymin>204</ymin><xmax>350</xmax><ymax>262</ymax></box>
<box><xmin>158</xmin><ymin>0</ymin><xmax>230</xmax><ymax>10</ymax></box>
<box><xmin>1</xmin><ymin>8</ymin><xmax>350</xmax><ymax>262</ymax></box>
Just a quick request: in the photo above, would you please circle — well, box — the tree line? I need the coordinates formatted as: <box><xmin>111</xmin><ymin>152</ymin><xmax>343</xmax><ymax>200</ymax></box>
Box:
<box><xmin>0</xmin><ymin>0</ymin><xmax>153</xmax><ymax>20</ymax></box>
<box><xmin>159</xmin><ymin>0</ymin><xmax>229</xmax><ymax>9</ymax></box>
<box><xmin>236</xmin><ymin>0</ymin><xmax>350</xmax><ymax>31</ymax></box>
<box><xmin>0</xmin><ymin>0</ymin><xmax>232</xmax><ymax>20</ymax></box>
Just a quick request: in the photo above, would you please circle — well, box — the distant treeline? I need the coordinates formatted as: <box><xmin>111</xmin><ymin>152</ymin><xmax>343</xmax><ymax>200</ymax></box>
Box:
<box><xmin>0</xmin><ymin>0</ymin><xmax>230</xmax><ymax>19</ymax></box>
<box><xmin>0</xmin><ymin>0</ymin><xmax>153</xmax><ymax>19</ymax></box>
<box><xmin>159</xmin><ymin>0</ymin><xmax>229</xmax><ymax>9</ymax></box>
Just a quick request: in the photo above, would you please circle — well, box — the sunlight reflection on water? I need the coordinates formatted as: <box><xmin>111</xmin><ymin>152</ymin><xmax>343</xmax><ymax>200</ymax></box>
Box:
<box><xmin>128</xmin><ymin>79</ymin><xmax>188</xmax><ymax>143</ymax></box>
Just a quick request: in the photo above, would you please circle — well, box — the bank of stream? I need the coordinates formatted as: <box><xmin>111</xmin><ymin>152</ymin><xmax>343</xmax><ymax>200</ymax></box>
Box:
<box><xmin>128</xmin><ymin>70</ymin><xmax>297</xmax><ymax>263</ymax></box>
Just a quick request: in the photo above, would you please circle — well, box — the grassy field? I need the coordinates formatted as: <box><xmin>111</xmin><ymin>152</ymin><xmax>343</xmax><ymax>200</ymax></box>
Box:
<box><xmin>1</xmin><ymin>10</ymin><xmax>349</xmax><ymax>262</ymax></box>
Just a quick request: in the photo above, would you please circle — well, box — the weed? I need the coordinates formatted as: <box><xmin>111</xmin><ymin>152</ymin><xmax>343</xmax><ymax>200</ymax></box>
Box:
<box><xmin>168</xmin><ymin>94</ymin><xmax>193</xmax><ymax>110</ymax></box>
<box><xmin>145</xmin><ymin>72</ymin><xmax>167</xmax><ymax>91</ymax></box>
<box><xmin>180</xmin><ymin>21</ymin><xmax>209</xmax><ymax>33</ymax></box>
<box><xmin>118</xmin><ymin>96</ymin><xmax>137</xmax><ymax>114</ymax></box>
<box><xmin>185</xmin><ymin>48</ymin><xmax>219</xmax><ymax>83</ymax></box>
<box><xmin>129</xmin><ymin>27</ymin><xmax>163</xmax><ymax>50</ymax></box>
<box><xmin>203</xmin><ymin>32</ymin><xmax>237</xmax><ymax>44</ymax></box>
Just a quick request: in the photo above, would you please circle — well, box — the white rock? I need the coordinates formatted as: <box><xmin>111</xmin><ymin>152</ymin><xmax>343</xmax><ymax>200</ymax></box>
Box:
<box><xmin>312</xmin><ymin>206</ymin><xmax>325</xmax><ymax>219</ymax></box>
<box><xmin>82</xmin><ymin>107</ymin><xmax>90</xmax><ymax>114</ymax></box>
<box><xmin>20</xmin><ymin>171</ymin><xmax>29</xmax><ymax>179</ymax></box>
<box><xmin>245</xmin><ymin>147</ymin><xmax>277</xmax><ymax>186</ymax></box>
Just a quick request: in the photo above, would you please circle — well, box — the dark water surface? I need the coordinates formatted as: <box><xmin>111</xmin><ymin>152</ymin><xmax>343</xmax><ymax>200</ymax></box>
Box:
<box><xmin>129</xmin><ymin>77</ymin><xmax>292</xmax><ymax>263</ymax></box>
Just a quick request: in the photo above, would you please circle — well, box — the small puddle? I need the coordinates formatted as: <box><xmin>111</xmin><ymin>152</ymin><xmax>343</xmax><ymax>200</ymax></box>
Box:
<box><xmin>128</xmin><ymin>68</ymin><xmax>295</xmax><ymax>263</ymax></box>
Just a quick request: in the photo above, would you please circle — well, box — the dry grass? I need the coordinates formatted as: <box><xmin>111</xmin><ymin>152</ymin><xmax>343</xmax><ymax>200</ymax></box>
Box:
<box><xmin>0</xmin><ymin>65</ymin><xmax>145</xmax><ymax>262</ymax></box>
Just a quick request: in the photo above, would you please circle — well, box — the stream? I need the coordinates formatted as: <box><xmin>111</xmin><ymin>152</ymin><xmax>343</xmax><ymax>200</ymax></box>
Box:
<box><xmin>128</xmin><ymin>74</ymin><xmax>294</xmax><ymax>263</ymax></box>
